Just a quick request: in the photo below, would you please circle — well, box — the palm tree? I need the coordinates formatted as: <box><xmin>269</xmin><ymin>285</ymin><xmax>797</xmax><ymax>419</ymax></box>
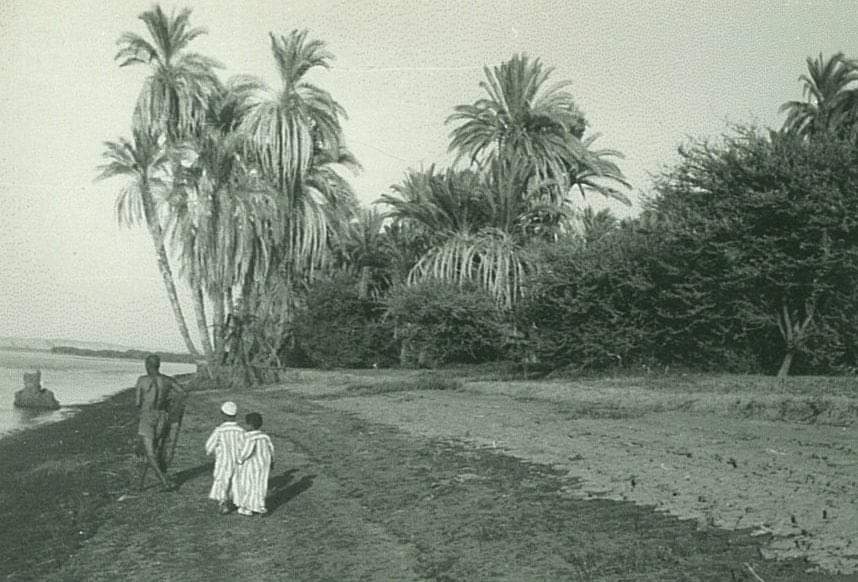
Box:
<box><xmin>383</xmin><ymin>158</ymin><xmax>549</xmax><ymax>308</ymax></box>
<box><xmin>781</xmin><ymin>52</ymin><xmax>858</xmax><ymax>139</ymax></box>
<box><xmin>170</xmin><ymin>92</ymin><xmax>281</xmax><ymax>364</ymax></box>
<box><xmin>114</xmin><ymin>4</ymin><xmax>221</xmax><ymax>357</ymax></box>
<box><xmin>376</xmin><ymin>221</ymin><xmax>431</xmax><ymax>287</ymax></box>
<box><xmin>96</xmin><ymin>128</ymin><xmax>199</xmax><ymax>356</ymax></box>
<box><xmin>168</xmin><ymin>91</ymin><xmax>241</xmax><ymax>363</ymax></box>
<box><xmin>396</xmin><ymin>54</ymin><xmax>631</xmax><ymax>306</ymax></box>
<box><xmin>447</xmin><ymin>53</ymin><xmax>630</xmax><ymax>205</ymax></box>
<box><xmin>331</xmin><ymin>207</ymin><xmax>392</xmax><ymax>298</ymax></box>
<box><xmin>166</xmin><ymin>166</ymin><xmax>214</xmax><ymax>361</ymax></box>
<box><xmin>378</xmin><ymin>166</ymin><xmax>486</xmax><ymax>240</ymax></box>
<box><xmin>578</xmin><ymin>206</ymin><xmax>618</xmax><ymax>244</ymax></box>
<box><xmin>230</xmin><ymin>29</ymin><xmax>357</xmax><ymax>312</ymax></box>
<box><xmin>448</xmin><ymin>54</ymin><xmax>585</xmax><ymax>178</ymax></box>
<box><xmin>116</xmin><ymin>5</ymin><xmax>221</xmax><ymax>143</ymax></box>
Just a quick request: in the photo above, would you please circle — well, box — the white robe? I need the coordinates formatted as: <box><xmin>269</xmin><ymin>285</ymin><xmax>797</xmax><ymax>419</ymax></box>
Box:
<box><xmin>205</xmin><ymin>421</ymin><xmax>245</xmax><ymax>503</ymax></box>
<box><xmin>236</xmin><ymin>430</ymin><xmax>274</xmax><ymax>513</ymax></box>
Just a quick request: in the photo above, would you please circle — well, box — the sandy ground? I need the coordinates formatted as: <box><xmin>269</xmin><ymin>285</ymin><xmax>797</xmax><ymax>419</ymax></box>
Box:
<box><xmin>279</xmin><ymin>374</ymin><xmax>858</xmax><ymax>575</ymax></box>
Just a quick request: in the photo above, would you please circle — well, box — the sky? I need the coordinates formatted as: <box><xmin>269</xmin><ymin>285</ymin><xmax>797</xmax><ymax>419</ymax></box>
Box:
<box><xmin>0</xmin><ymin>0</ymin><xmax>855</xmax><ymax>352</ymax></box>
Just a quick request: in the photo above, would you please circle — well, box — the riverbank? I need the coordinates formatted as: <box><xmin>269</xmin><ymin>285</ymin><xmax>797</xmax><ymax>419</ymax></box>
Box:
<box><xmin>2</xmin><ymin>371</ymin><xmax>857</xmax><ymax>580</ymax></box>
<box><xmin>1</xmin><ymin>371</ymin><xmax>200</xmax><ymax>579</ymax></box>
<box><xmin>0</xmin><ymin>387</ymin><xmax>140</xmax><ymax>579</ymax></box>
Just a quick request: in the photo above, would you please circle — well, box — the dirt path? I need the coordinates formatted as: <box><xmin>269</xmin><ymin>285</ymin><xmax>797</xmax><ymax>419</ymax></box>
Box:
<box><xmin>42</xmin><ymin>386</ymin><xmax>850</xmax><ymax>581</ymax></box>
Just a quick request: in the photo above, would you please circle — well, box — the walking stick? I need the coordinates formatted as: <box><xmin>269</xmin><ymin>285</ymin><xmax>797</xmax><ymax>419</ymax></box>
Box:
<box><xmin>138</xmin><ymin>463</ymin><xmax>149</xmax><ymax>490</ymax></box>
<box><xmin>165</xmin><ymin>381</ymin><xmax>188</xmax><ymax>469</ymax></box>
<box><xmin>137</xmin><ymin>435</ymin><xmax>150</xmax><ymax>490</ymax></box>
<box><xmin>167</xmin><ymin>411</ymin><xmax>183</xmax><ymax>468</ymax></box>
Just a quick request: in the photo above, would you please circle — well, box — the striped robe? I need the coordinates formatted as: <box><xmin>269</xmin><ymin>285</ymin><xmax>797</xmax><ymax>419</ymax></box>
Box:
<box><xmin>236</xmin><ymin>430</ymin><xmax>274</xmax><ymax>513</ymax></box>
<box><xmin>205</xmin><ymin>421</ymin><xmax>246</xmax><ymax>504</ymax></box>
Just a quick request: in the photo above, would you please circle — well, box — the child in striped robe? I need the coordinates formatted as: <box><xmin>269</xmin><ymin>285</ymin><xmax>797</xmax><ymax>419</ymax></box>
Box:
<box><xmin>236</xmin><ymin>412</ymin><xmax>274</xmax><ymax>516</ymax></box>
<box><xmin>205</xmin><ymin>401</ymin><xmax>245</xmax><ymax>514</ymax></box>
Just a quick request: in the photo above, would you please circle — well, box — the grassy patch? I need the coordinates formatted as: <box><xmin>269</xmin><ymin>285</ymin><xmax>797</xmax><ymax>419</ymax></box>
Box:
<box><xmin>470</xmin><ymin>372</ymin><xmax>858</xmax><ymax>425</ymax></box>
<box><xmin>613</xmin><ymin>373</ymin><xmax>858</xmax><ymax>397</ymax></box>
<box><xmin>343</xmin><ymin>372</ymin><xmax>463</xmax><ymax>396</ymax></box>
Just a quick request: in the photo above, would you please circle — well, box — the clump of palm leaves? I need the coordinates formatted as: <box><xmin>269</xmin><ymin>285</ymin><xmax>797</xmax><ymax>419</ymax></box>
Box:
<box><xmin>382</xmin><ymin>54</ymin><xmax>631</xmax><ymax>309</ymax></box>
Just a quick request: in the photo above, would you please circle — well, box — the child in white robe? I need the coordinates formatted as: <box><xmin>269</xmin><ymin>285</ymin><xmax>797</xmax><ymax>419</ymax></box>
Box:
<box><xmin>204</xmin><ymin>401</ymin><xmax>245</xmax><ymax>514</ymax></box>
<box><xmin>236</xmin><ymin>412</ymin><xmax>274</xmax><ymax>516</ymax></box>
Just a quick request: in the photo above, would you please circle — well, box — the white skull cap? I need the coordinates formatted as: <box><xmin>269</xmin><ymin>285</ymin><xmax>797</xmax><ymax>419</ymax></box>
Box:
<box><xmin>221</xmin><ymin>401</ymin><xmax>237</xmax><ymax>416</ymax></box>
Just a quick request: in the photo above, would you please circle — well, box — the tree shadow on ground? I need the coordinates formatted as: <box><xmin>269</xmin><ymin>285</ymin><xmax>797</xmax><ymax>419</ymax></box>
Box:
<box><xmin>173</xmin><ymin>462</ymin><xmax>214</xmax><ymax>488</ymax></box>
<box><xmin>266</xmin><ymin>469</ymin><xmax>315</xmax><ymax>515</ymax></box>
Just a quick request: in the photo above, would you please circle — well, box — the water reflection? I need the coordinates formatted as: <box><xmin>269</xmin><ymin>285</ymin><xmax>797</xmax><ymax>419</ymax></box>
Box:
<box><xmin>6</xmin><ymin>405</ymin><xmax>77</xmax><ymax>435</ymax></box>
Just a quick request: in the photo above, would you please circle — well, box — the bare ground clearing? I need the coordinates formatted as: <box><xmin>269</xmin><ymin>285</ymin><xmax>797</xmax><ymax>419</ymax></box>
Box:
<box><xmin>283</xmin><ymin>370</ymin><xmax>858</xmax><ymax>575</ymax></box>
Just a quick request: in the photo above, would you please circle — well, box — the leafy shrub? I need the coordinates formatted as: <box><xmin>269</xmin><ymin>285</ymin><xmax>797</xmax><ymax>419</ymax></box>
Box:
<box><xmin>516</xmin><ymin>229</ymin><xmax>762</xmax><ymax>374</ymax></box>
<box><xmin>293</xmin><ymin>274</ymin><xmax>397</xmax><ymax>369</ymax></box>
<box><xmin>515</xmin><ymin>233</ymin><xmax>655</xmax><ymax>372</ymax></box>
<box><xmin>385</xmin><ymin>281</ymin><xmax>509</xmax><ymax>367</ymax></box>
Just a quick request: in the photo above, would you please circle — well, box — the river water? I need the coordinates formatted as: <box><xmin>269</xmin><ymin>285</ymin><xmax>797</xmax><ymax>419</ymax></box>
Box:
<box><xmin>0</xmin><ymin>349</ymin><xmax>195</xmax><ymax>438</ymax></box>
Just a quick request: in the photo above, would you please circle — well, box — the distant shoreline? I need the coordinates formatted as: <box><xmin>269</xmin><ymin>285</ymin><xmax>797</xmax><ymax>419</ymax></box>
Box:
<box><xmin>48</xmin><ymin>346</ymin><xmax>197</xmax><ymax>364</ymax></box>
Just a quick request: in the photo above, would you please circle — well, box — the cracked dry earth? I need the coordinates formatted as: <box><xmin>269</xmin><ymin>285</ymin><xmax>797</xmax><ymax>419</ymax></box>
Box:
<box><xmin>285</xmin><ymin>374</ymin><xmax>858</xmax><ymax>577</ymax></box>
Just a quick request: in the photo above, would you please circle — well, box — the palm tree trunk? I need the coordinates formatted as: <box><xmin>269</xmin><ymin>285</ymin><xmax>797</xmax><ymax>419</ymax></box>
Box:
<box><xmin>211</xmin><ymin>287</ymin><xmax>226</xmax><ymax>362</ymax></box>
<box><xmin>152</xmin><ymin>241</ymin><xmax>200</xmax><ymax>357</ymax></box>
<box><xmin>141</xmin><ymin>184</ymin><xmax>200</xmax><ymax>357</ymax></box>
<box><xmin>192</xmin><ymin>276</ymin><xmax>213</xmax><ymax>361</ymax></box>
<box><xmin>777</xmin><ymin>350</ymin><xmax>795</xmax><ymax>379</ymax></box>
<box><xmin>225</xmin><ymin>287</ymin><xmax>234</xmax><ymax>318</ymax></box>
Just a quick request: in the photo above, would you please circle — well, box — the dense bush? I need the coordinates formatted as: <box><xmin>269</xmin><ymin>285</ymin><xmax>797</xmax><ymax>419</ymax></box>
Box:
<box><xmin>385</xmin><ymin>281</ymin><xmax>509</xmax><ymax>367</ymax></box>
<box><xmin>292</xmin><ymin>274</ymin><xmax>397</xmax><ymax>369</ymax></box>
<box><xmin>517</xmin><ymin>129</ymin><xmax>858</xmax><ymax>376</ymax></box>
<box><xmin>651</xmin><ymin>129</ymin><xmax>858</xmax><ymax>376</ymax></box>
<box><xmin>516</xmin><ymin>232</ymin><xmax>659</xmax><ymax>373</ymax></box>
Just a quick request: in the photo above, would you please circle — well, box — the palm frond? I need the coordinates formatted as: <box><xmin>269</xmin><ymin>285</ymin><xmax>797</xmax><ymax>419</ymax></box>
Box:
<box><xmin>115</xmin><ymin>33</ymin><xmax>157</xmax><ymax>67</ymax></box>
<box><xmin>117</xmin><ymin>5</ymin><xmax>219</xmax><ymax>142</ymax></box>
<box><xmin>781</xmin><ymin>52</ymin><xmax>858</xmax><ymax>138</ymax></box>
<box><xmin>408</xmin><ymin>228</ymin><xmax>536</xmax><ymax>309</ymax></box>
<box><xmin>97</xmin><ymin>127</ymin><xmax>170</xmax><ymax>230</ymax></box>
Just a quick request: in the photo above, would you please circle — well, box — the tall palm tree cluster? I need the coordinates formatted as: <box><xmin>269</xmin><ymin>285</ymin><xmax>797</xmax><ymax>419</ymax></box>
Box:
<box><xmin>98</xmin><ymin>6</ymin><xmax>357</xmax><ymax>370</ymax></box>
<box><xmin>98</xmin><ymin>6</ymin><xmax>634</xmax><ymax>371</ymax></box>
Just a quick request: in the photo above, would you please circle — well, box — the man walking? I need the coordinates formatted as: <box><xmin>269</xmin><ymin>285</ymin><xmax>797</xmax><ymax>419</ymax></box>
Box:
<box><xmin>135</xmin><ymin>354</ymin><xmax>184</xmax><ymax>490</ymax></box>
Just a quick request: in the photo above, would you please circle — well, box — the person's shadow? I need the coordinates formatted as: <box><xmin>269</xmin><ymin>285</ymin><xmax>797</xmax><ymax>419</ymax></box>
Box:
<box><xmin>266</xmin><ymin>468</ymin><xmax>315</xmax><ymax>515</ymax></box>
<box><xmin>173</xmin><ymin>462</ymin><xmax>214</xmax><ymax>488</ymax></box>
